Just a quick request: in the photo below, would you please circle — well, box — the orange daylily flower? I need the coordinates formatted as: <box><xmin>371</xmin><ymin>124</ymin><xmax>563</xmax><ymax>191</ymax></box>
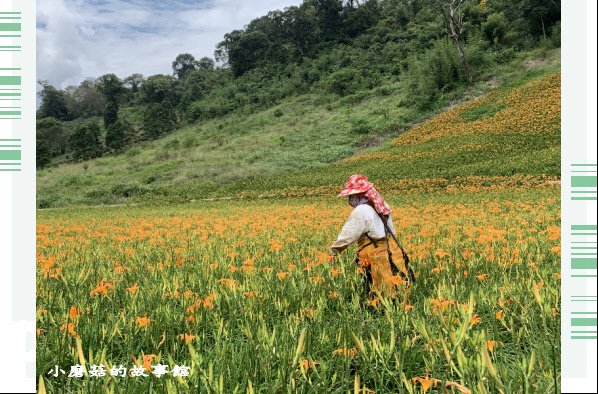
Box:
<box><xmin>299</xmin><ymin>358</ymin><xmax>320</xmax><ymax>370</ymax></box>
<box><xmin>276</xmin><ymin>271</ymin><xmax>289</xmax><ymax>280</ymax></box>
<box><xmin>367</xmin><ymin>298</ymin><xmax>380</xmax><ymax>308</ymax></box>
<box><xmin>333</xmin><ymin>347</ymin><xmax>357</xmax><ymax>358</ymax></box>
<box><xmin>178</xmin><ymin>333</ymin><xmax>196</xmax><ymax>345</ymax></box>
<box><xmin>431</xmin><ymin>297</ymin><xmax>455</xmax><ymax>314</ymax></box>
<box><xmin>270</xmin><ymin>240</ymin><xmax>283</xmax><ymax>252</ymax></box>
<box><xmin>60</xmin><ymin>322</ymin><xmax>79</xmax><ymax>338</ymax></box>
<box><xmin>219</xmin><ymin>278</ymin><xmax>238</xmax><ymax>289</ymax></box>
<box><xmin>127</xmin><ymin>283</ymin><xmax>140</xmax><ymax>294</ymax></box>
<box><xmin>89</xmin><ymin>278</ymin><xmax>114</xmax><ymax>297</ymax></box>
<box><xmin>141</xmin><ymin>354</ymin><xmax>156</xmax><ymax>372</ymax></box>
<box><xmin>135</xmin><ymin>316</ymin><xmax>151</xmax><ymax>328</ymax></box>
<box><xmin>68</xmin><ymin>306</ymin><xmax>79</xmax><ymax>319</ymax></box>
<box><xmin>202</xmin><ymin>293</ymin><xmax>216</xmax><ymax>309</ymax></box>
<box><xmin>310</xmin><ymin>275</ymin><xmax>325</xmax><ymax>284</ymax></box>
<box><xmin>412</xmin><ymin>375</ymin><xmax>435</xmax><ymax>392</ymax></box>
<box><xmin>470</xmin><ymin>314</ymin><xmax>482</xmax><ymax>326</ymax></box>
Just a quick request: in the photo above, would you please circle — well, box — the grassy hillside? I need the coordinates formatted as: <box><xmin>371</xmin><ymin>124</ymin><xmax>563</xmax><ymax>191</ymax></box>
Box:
<box><xmin>37</xmin><ymin>49</ymin><xmax>560</xmax><ymax>208</ymax></box>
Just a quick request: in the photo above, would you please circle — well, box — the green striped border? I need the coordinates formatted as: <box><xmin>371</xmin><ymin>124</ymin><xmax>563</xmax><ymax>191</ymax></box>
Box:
<box><xmin>571</xmin><ymin>165</ymin><xmax>598</xmax><ymax>200</ymax></box>
<box><xmin>0</xmin><ymin>45</ymin><xmax>21</xmax><ymax>52</ymax></box>
<box><xmin>0</xmin><ymin>11</ymin><xmax>21</xmax><ymax>37</ymax></box>
<box><xmin>571</xmin><ymin>318</ymin><xmax>597</xmax><ymax>326</ymax></box>
<box><xmin>571</xmin><ymin>296</ymin><xmax>598</xmax><ymax>302</ymax></box>
<box><xmin>0</xmin><ymin>138</ymin><xmax>21</xmax><ymax>172</ymax></box>
<box><xmin>0</xmin><ymin>74</ymin><xmax>20</xmax><ymax>109</ymax></box>
<box><xmin>572</xmin><ymin>176</ymin><xmax>598</xmax><ymax>187</ymax></box>
<box><xmin>570</xmin><ymin>225</ymin><xmax>597</xmax><ymax>274</ymax></box>
<box><xmin>0</xmin><ymin>23</ymin><xmax>20</xmax><ymax>32</ymax></box>
<box><xmin>571</xmin><ymin>164</ymin><xmax>598</xmax><ymax>200</ymax></box>
<box><xmin>571</xmin><ymin>316</ymin><xmax>598</xmax><ymax>340</ymax></box>
<box><xmin>0</xmin><ymin>75</ymin><xmax>20</xmax><ymax>85</ymax></box>
<box><xmin>0</xmin><ymin>108</ymin><xmax>20</xmax><ymax>116</ymax></box>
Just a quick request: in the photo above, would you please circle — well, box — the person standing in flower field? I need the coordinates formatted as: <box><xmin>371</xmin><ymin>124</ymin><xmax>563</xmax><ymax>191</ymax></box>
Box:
<box><xmin>329</xmin><ymin>174</ymin><xmax>415</xmax><ymax>300</ymax></box>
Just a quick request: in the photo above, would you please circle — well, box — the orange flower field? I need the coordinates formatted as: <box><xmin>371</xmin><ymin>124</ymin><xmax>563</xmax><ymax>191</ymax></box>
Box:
<box><xmin>36</xmin><ymin>186</ymin><xmax>560</xmax><ymax>392</ymax></box>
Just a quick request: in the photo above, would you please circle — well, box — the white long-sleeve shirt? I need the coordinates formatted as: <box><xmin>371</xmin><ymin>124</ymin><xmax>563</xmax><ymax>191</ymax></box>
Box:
<box><xmin>330</xmin><ymin>204</ymin><xmax>396</xmax><ymax>255</ymax></box>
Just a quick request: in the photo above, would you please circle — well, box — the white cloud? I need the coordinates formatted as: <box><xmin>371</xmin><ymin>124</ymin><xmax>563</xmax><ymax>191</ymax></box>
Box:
<box><xmin>36</xmin><ymin>0</ymin><xmax>303</xmax><ymax>89</ymax></box>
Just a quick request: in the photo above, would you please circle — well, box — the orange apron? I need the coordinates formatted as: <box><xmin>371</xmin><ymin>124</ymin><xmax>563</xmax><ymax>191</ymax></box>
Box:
<box><xmin>356</xmin><ymin>237</ymin><xmax>409</xmax><ymax>299</ymax></box>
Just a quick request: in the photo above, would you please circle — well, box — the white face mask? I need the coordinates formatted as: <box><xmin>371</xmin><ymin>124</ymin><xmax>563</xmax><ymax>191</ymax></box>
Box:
<box><xmin>348</xmin><ymin>194</ymin><xmax>367</xmax><ymax>208</ymax></box>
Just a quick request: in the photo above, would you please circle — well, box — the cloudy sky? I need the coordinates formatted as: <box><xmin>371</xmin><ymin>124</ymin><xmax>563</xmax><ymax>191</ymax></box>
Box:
<box><xmin>37</xmin><ymin>0</ymin><xmax>303</xmax><ymax>89</ymax></box>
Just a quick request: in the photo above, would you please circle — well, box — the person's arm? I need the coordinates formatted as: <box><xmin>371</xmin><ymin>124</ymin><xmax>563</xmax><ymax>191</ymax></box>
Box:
<box><xmin>329</xmin><ymin>207</ymin><xmax>367</xmax><ymax>256</ymax></box>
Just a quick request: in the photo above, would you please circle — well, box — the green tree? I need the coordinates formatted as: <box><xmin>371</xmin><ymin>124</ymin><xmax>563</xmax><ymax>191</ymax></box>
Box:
<box><xmin>68</xmin><ymin>121</ymin><xmax>103</xmax><ymax>161</ymax></box>
<box><xmin>172</xmin><ymin>53</ymin><xmax>198</xmax><ymax>79</ymax></box>
<box><xmin>97</xmin><ymin>74</ymin><xmax>125</xmax><ymax>128</ymax></box>
<box><xmin>123</xmin><ymin>73</ymin><xmax>145</xmax><ymax>93</ymax></box>
<box><xmin>435</xmin><ymin>0</ymin><xmax>473</xmax><ymax>84</ymax></box>
<box><xmin>97</xmin><ymin>74</ymin><xmax>125</xmax><ymax>102</ymax></box>
<box><xmin>309</xmin><ymin>0</ymin><xmax>344</xmax><ymax>43</ymax></box>
<box><xmin>216</xmin><ymin>30</ymin><xmax>271</xmax><ymax>76</ymax></box>
<box><xmin>63</xmin><ymin>78</ymin><xmax>106</xmax><ymax>119</ymax></box>
<box><xmin>103</xmin><ymin>100</ymin><xmax>119</xmax><ymax>129</ymax></box>
<box><xmin>519</xmin><ymin>0</ymin><xmax>560</xmax><ymax>39</ymax></box>
<box><xmin>105</xmin><ymin>119</ymin><xmax>133</xmax><ymax>152</ymax></box>
<box><xmin>405</xmin><ymin>38</ymin><xmax>464</xmax><ymax>109</ymax></box>
<box><xmin>36</xmin><ymin>117</ymin><xmax>68</xmax><ymax>156</ymax></box>
<box><xmin>37</xmin><ymin>81</ymin><xmax>70</xmax><ymax>120</ymax></box>
<box><xmin>343</xmin><ymin>0</ymin><xmax>381</xmax><ymax>38</ymax></box>
<box><xmin>282</xmin><ymin>5</ymin><xmax>319</xmax><ymax>58</ymax></box>
<box><xmin>36</xmin><ymin>139</ymin><xmax>51</xmax><ymax>169</ymax></box>
<box><xmin>180</xmin><ymin>69</ymin><xmax>218</xmax><ymax>110</ymax></box>
<box><xmin>322</xmin><ymin>68</ymin><xmax>362</xmax><ymax>96</ymax></box>
<box><xmin>140</xmin><ymin>74</ymin><xmax>177</xmax><ymax>104</ymax></box>
<box><xmin>142</xmin><ymin>102</ymin><xmax>177</xmax><ymax>139</ymax></box>
<box><xmin>482</xmin><ymin>13</ymin><xmax>508</xmax><ymax>45</ymax></box>
<box><xmin>197</xmin><ymin>57</ymin><xmax>215</xmax><ymax>71</ymax></box>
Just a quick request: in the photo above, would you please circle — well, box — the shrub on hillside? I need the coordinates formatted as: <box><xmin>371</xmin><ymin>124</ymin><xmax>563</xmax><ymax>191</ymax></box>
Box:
<box><xmin>105</xmin><ymin>119</ymin><xmax>134</xmax><ymax>152</ymax></box>
<box><xmin>350</xmin><ymin>116</ymin><xmax>373</xmax><ymax>135</ymax></box>
<box><xmin>186</xmin><ymin>98</ymin><xmax>234</xmax><ymax>122</ymax></box>
<box><xmin>68</xmin><ymin>121</ymin><xmax>103</xmax><ymax>161</ymax></box>
<box><xmin>403</xmin><ymin>39</ymin><xmax>465</xmax><ymax>109</ymax></box>
<box><xmin>321</xmin><ymin>68</ymin><xmax>362</xmax><ymax>96</ymax></box>
<box><xmin>103</xmin><ymin>100</ymin><xmax>119</xmax><ymax>129</ymax></box>
<box><xmin>482</xmin><ymin>13</ymin><xmax>508</xmax><ymax>45</ymax></box>
<box><xmin>550</xmin><ymin>21</ymin><xmax>561</xmax><ymax>48</ymax></box>
<box><xmin>142</xmin><ymin>102</ymin><xmax>177</xmax><ymax>139</ymax></box>
<box><xmin>37</xmin><ymin>117</ymin><xmax>68</xmax><ymax>157</ymax></box>
<box><xmin>36</xmin><ymin>140</ymin><xmax>52</xmax><ymax>169</ymax></box>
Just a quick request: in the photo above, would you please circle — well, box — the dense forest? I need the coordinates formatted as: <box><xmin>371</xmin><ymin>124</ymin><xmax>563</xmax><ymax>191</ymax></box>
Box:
<box><xmin>36</xmin><ymin>0</ymin><xmax>560</xmax><ymax>169</ymax></box>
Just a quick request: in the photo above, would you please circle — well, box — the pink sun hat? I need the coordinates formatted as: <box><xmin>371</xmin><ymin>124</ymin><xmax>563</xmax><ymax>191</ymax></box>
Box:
<box><xmin>338</xmin><ymin>174</ymin><xmax>391</xmax><ymax>215</ymax></box>
<box><xmin>337</xmin><ymin>174</ymin><xmax>374</xmax><ymax>197</ymax></box>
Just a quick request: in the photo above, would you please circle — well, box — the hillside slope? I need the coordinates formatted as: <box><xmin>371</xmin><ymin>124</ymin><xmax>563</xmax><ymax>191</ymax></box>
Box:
<box><xmin>37</xmin><ymin>57</ymin><xmax>560</xmax><ymax>208</ymax></box>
